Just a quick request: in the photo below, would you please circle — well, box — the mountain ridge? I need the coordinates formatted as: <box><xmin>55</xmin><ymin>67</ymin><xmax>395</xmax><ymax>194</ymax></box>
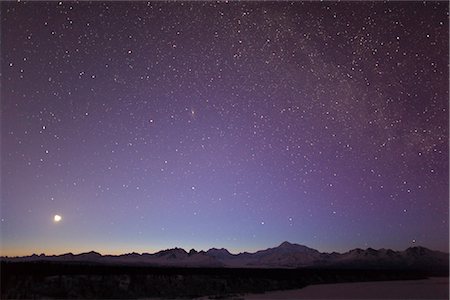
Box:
<box><xmin>3</xmin><ymin>241</ymin><xmax>447</xmax><ymax>256</ymax></box>
<box><xmin>2</xmin><ymin>242</ymin><xmax>448</xmax><ymax>272</ymax></box>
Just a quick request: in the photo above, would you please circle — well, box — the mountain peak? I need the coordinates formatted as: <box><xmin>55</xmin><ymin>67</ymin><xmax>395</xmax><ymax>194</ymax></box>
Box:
<box><xmin>279</xmin><ymin>241</ymin><xmax>294</xmax><ymax>248</ymax></box>
<box><xmin>79</xmin><ymin>251</ymin><xmax>101</xmax><ymax>256</ymax></box>
<box><xmin>206</xmin><ymin>248</ymin><xmax>232</xmax><ymax>258</ymax></box>
<box><xmin>405</xmin><ymin>246</ymin><xmax>433</xmax><ymax>255</ymax></box>
<box><xmin>276</xmin><ymin>241</ymin><xmax>316</xmax><ymax>252</ymax></box>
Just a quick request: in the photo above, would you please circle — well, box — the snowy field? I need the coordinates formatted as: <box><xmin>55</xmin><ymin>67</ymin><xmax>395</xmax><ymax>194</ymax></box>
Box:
<box><xmin>243</xmin><ymin>277</ymin><xmax>449</xmax><ymax>299</ymax></box>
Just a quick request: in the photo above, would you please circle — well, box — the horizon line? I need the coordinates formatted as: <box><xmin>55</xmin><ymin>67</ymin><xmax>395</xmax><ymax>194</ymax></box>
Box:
<box><xmin>1</xmin><ymin>242</ymin><xmax>445</xmax><ymax>258</ymax></box>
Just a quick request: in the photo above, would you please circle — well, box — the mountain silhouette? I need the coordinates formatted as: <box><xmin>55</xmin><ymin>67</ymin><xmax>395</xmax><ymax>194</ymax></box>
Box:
<box><xmin>2</xmin><ymin>242</ymin><xmax>448</xmax><ymax>272</ymax></box>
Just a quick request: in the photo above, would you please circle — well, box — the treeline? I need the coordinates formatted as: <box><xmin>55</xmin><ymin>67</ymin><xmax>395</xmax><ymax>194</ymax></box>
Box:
<box><xmin>1</xmin><ymin>261</ymin><xmax>438</xmax><ymax>299</ymax></box>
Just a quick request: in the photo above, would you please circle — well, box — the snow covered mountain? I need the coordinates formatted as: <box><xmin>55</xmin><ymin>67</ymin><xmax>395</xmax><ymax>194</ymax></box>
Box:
<box><xmin>2</xmin><ymin>242</ymin><xmax>448</xmax><ymax>271</ymax></box>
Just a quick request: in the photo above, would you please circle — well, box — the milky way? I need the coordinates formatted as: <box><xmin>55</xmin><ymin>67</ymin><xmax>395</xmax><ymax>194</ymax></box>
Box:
<box><xmin>1</xmin><ymin>1</ymin><xmax>448</xmax><ymax>255</ymax></box>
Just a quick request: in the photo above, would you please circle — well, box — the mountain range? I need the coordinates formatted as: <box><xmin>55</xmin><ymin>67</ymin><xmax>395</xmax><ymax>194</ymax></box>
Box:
<box><xmin>2</xmin><ymin>241</ymin><xmax>448</xmax><ymax>271</ymax></box>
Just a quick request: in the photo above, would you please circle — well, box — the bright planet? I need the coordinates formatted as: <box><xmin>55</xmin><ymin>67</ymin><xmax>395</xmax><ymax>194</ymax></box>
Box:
<box><xmin>53</xmin><ymin>215</ymin><xmax>62</xmax><ymax>223</ymax></box>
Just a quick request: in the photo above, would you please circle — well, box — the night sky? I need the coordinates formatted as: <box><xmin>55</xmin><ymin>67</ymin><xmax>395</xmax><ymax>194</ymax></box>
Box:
<box><xmin>1</xmin><ymin>1</ymin><xmax>448</xmax><ymax>256</ymax></box>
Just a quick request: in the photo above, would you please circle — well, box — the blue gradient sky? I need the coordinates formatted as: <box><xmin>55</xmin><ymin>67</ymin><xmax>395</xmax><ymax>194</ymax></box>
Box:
<box><xmin>1</xmin><ymin>1</ymin><xmax>448</xmax><ymax>256</ymax></box>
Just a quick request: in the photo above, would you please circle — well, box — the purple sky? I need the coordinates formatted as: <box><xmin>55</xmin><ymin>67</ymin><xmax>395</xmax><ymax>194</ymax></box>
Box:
<box><xmin>1</xmin><ymin>1</ymin><xmax>448</xmax><ymax>256</ymax></box>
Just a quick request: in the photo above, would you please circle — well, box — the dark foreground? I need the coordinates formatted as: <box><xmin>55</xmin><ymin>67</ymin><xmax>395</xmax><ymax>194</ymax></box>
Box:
<box><xmin>1</xmin><ymin>261</ymin><xmax>447</xmax><ymax>299</ymax></box>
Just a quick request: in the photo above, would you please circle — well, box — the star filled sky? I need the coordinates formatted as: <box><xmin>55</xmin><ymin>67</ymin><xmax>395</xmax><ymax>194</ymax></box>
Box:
<box><xmin>1</xmin><ymin>1</ymin><xmax>448</xmax><ymax>256</ymax></box>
